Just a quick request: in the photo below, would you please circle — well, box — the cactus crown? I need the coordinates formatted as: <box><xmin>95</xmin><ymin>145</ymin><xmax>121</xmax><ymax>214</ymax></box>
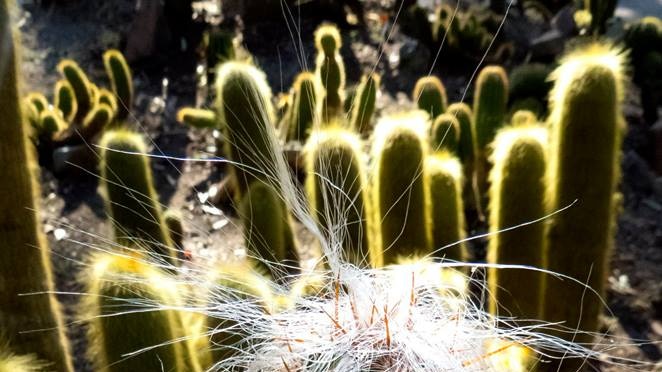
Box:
<box><xmin>413</xmin><ymin>76</ymin><xmax>447</xmax><ymax>119</ymax></box>
<box><xmin>372</xmin><ymin>110</ymin><xmax>430</xmax><ymax>154</ymax></box>
<box><xmin>490</xmin><ymin>124</ymin><xmax>548</xmax><ymax>174</ymax></box>
<box><xmin>314</xmin><ymin>23</ymin><xmax>342</xmax><ymax>55</ymax></box>
<box><xmin>431</xmin><ymin>113</ymin><xmax>460</xmax><ymax>152</ymax></box>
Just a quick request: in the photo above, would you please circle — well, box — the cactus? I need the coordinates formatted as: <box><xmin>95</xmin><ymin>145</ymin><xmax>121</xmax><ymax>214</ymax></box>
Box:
<box><xmin>314</xmin><ymin>23</ymin><xmax>345</xmax><ymax>121</ymax></box>
<box><xmin>176</xmin><ymin>107</ymin><xmax>217</xmax><ymax>129</ymax></box>
<box><xmin>372</xmin><ymin>112</ymin><xmax>431</xmax><ymax>266</ymax></box>
<box><xmin>164</xmin><ymin>209</ymin><xmax>184</xmax><ymax>255</ymax></box>
<box><xmin>542</xmin><ymin>43</ymin><xmax>626</xmax><ymax>348</ymax></box>
<box><xmin>287</xmin><ymin>72</ymin><xmax>318</xmax><ymax>142</ymax></box>
<box><xmin>625</xmin><ymin>17</ymin><xmax>662</xmax><ymax>123</ymax></box>
<box><xmin>430</xmin><ymin>113</ymin><xmax>460</xmax><ymax>153</ymax></box>
<box><xmin>97</xmin><ymin>87</ymin><xmax>118</xmax><ymax>115</ymax></box>
<box><xmin>103</xmin><ymin>50</ymin><xmax>133</xmax><ymax>120</ymax></box>
<box><xmin>24</xmin><ymin>92</ymin><xmax>48</xmax><ymax>113</ymax></box>
<box><xmin>350</xmin><ymin>72</ymin><xmax>379</xmax><ymax>135</ymax></box>
<box><xmin>84</xmin><ymin>253</ymin><xmax>189</xmax><ymax>372</ymax></box>
<box><xmin>487</xmin><ymin>125</ymin><xmax>547</xmax><ymax>322</ymax></box>
<box><xmin>206</xmin><ymin>27</ymin><xmax>236</xmax><ymax>71</ymax></box>
<box><xmin>38</xmin><ymin>108</ymin><xmax>67</xmax><ymax>138</ymax></box>
<box><xmin>57</xmin><ymin>59</ymin><xmax>93</xmax><ymax>122</ymax></box>
<box><xmin>508</xmin><ymin>63</ymin><xmax>552</xmax><ymax>112</ymax></box>
<box><xmin>54</xmin><ymin>103</ymin><xmax>113</xmax><ymax>145</ymax></box>
<box><xmin>54</xmin><ymin>79</ymin><xmax>78</xmax><ymax>123</ymax></box>
<box><xmin>0</xmin><ymin>1</ymin><xmax>73</xmax><ymax>369</ymax></box>
<box><xmin>472</xmin><ymin>65</ymin><xmax>508</xmax><ymax>215</ymax></box>
<box><xmin>0</xmin><ymin>344</ymin><xmax>46</xmax><ymax>372</ymax></box>
<box><xmin>304</xmin><ymin>127</ymin><xmax>372</xmax><ymax>267</ymax></box>
<box><xmin>413</xmin><ymin>76</ymin><xmax>447</xmax><ymax>120</ymax></box>
<box><xmin>510</xmin><ymin>110</ymin><xmax>537</xmax><ymax>126</ymax></box>
<box><xmin>99</xmin><ymin>130</ymin><xmax>176</xmax><ymax>265</ymax></box>
<box><xmin>426</xmin><ymin>152</ymin><xmax>467</xmax><ymax>262</ymax></box>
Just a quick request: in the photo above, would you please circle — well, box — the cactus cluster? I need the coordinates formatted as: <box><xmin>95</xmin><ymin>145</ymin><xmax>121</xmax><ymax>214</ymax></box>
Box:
<box><xmin>314</xmin><ymin>24</ymin><xmax>346</xmax><ymax>121</ymax></box>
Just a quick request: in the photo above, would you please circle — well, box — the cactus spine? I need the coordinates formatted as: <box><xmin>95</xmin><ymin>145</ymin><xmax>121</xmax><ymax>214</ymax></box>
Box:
<box><xmin>430</xmin><ymin>113</ymin><xmax>460</xmax><ymax>153</ymax></box>
<box><xmin>99</xmin><ymin>130</ymin><xmax>176</xmax><ymax>265</ymax></box>
<box><xmin>541</xmin><ymin>43</ymin><xmax>625</xmax><ymax>346</ymax></box>
<box><xmin>426</xmin><ymin>152</ymin><xmax>467</xmax><ymax>262</ymax></box>
<box><xmin>103</xmin><ymin>50</ymin><xmax>133</xmax><ymax>120</ymax></box>
<box><xmin>487</xmin><ymin>125</ymin><xmax>547</xmax><ymax>321</ymax></box>
<box><xmin>413</xmin><ymin>76</ymin><xmax>447</xmax><ymax>120</ymax></box>
<box><xmin>84</xmin><ymin>253</ymin><xmax>188</xmax><ymax>372</ymax></box>
<box><xmin>472</xmin><ymin>65</ymin><xmax>508</xmax><ymax>214</ymax></box>
<box><xmin>287</xmin><ymin>72</ymin><xmax>318</xmax><ymax>142</ymax></box>
<box><xmin>0</xmin><ymin>1</ymin><xmax>73</xmax><ymax>370</ymax></box>
<box><xmin>0</xmin><ymin>343</ymin><xmax>47</xmax><ymax>372</ymax></box>
<box><xmin>57</xmin><ymin>59</ymin><xmax>93</xmax><ymax>122</ymax></box>
<box><xmin>372</xmin><ymin>112</ymin><xmax>431</xmax><ymax>266</ymax></box>
<box><xmin>350</xmin><ymin>72</ymin><xmax>379</xmax><ymax>135</ymax></box>
<box><xmin>314</xmin><ymin>24</ymin><xmax>345</xmax><ymax>121</ymax></box>
<box><xmin>305</xmin><ymin>127</ymin><xmax>372</xmax><ymax>267</ymax></box>
<box><xmin>54</xmin><ymin>79</ymin><xmax>78</xmax><ymax>123</ymax></box>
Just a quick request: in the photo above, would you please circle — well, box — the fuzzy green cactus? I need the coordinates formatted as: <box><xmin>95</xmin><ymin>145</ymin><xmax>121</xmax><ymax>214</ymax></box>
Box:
<box><xmin>430</xmin><ymin>113</ymin><xmax>460</xmax><ymax>153</ymax></box>
<box><xmin>57</xmin><ymin>59</ymin><xmax>93</xmax><ymax>122</ymax></box>
<box><xmin>164</xmin><ymin>209</ymin><xmax>184</xmax><ymax>255</ymax></box>
<box><xmin>176</xmin><ymin>107</ymin><xmax>217</xmax><ymax>129</ymax></box>
<box><xmin>54</xmin><ymin>79</ymin><xmax>77</xmax><ymax>123</ymax></box>
<box><xmin>97</xmin><ymin>88</ymin><xmax>118</xmax><ymax>115</ymax></box>
<box><xmin>487</xmin><ymin>125</ymin><xmax>547</xmax><ymax>322</ymax></box>
<box><xmin>206</xmin><ymin>27</ymin><xmax>236</xmax><ymax>70</ymax></box>
<box><xmin>426</xmin><ymin>152</ymin><xmax>467</xmax><ymax>262</ymax></box>
<box><xmin>286</xmin><ymin>72</ymin><xmax>318</xmax><ymax>142</ymax></box>
<box><xmin>304</xmin><ymin>127</ymin><xmax>372</xmax><ymax>267</ymax></box>
<box><xmin>625</xmin><ymin>17</ymin><xmax>662</xmax><ymax>123</ymax></box>
<box><xmin>314</xmin><ymin>23</ymin><xmax>345</xmax><ymax>121</ymax></box>
<box><xmin>472</xmin><ymin>65</ymin><xmax>508</xmax><ymax>215</ymax></box>
<box><xmin>38</xmin><ymin>108</ymin><xmax>67</xmax><ymax>138</ymax></box>
<box><xmin>24</xmin><ymin>92</ymin><xmax>48</xmax><ymax>113</ymax></box>
<box><xmin>541</xmin><ymin>43</ymin><xmax>626</xmax><ymax>348</ymax></box>
<box><xmin>350</xmin><ymin>72</ymin><xmax>379</xmax><ymax>135</ymax></box>
<box><xmin>508</xmin><ymin>63</ymin><xmax>552</xmax><ymax>115</ymax></box>
<box><xmin>0</xmin><ymin>1</ymin><xmax>73</xmax><ymax>369</ymax></box>
<box><xmin>413</xmin><ymin>76</ymin><xmax>447</xmax><ymax>120</ymax></box>
<box><xmin>372</xmin><ymin>112</ymin><xmax>431</xmax><ymax>266</ymax></box>
<box><xmin>0</xmin><ymin>343</ymin><xmax>47</xmax><ymax>372</ymax></box>
<box><xmin>99</xmin><ymin>130</ymin><xmax>176</xmax><ymax>265</ymax></box>
<box><xmin>103</xmin><ymin>49</ymin><xmax>133</xmax><ymax>120</ymax></box>
<box><xmin>84</xmin><ymin>253</ymin><xmax>189</xmax><ymax>372</ymax></box>
<box><xmin>510</xmin><ymin>110</ymin><xmax>537</xmax><ymax>126</ymax></box>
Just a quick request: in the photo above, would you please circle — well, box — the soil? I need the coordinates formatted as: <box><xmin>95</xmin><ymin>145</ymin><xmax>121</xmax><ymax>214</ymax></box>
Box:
<box><xmin>14</xmin><ymin>1</ymin><xmax>662</xmax><ymax>371</ymax></box>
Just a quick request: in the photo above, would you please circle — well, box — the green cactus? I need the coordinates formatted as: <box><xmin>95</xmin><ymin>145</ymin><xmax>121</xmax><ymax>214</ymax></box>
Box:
<box><xmin>99</xmin><ymin>130</ymin><xmax>177</xmax><ymax>265</ymax></box>
<box><xmin>472</xmin><ymin>65</ymin><xmax>508</xmax><ymax>215</ymax></box>
<box><xmin>54</xmin><ymin>79</ymin><xmax>77</xmax><ymax>123</ymax></box>
<box><xmin>541</xmin><ymin>43</ymin><xmax>626</xmax><ymax>348</ymax></box>
<box><xmin>372</xmin><ymin>112</ymin><xmax>431</xmax><ymax>266</ymax></box>
<box><xmin>38</xmin><ymin>108</ymin><xmax>67</xmax><ymax>139</ymax></box>
<box><xmin>0</xmin><ymin>343</ymin><xmax>47</xmax><ymax>372</ymax></box>
<box><xmin>206</xmin><ymin>27</ymin><xmax>236</xmax><ymax>70</ymax></box>
<box><xmin>487</xmin><ymin>124</ymin><xmax>547</xmax><ymax>322</ymax></box>
<box><xmin>287</xmin><ymin>72</ymin><xmax>318</xmax><ymax>142</ymax></box>
<box><xmin>0</xmin><ymin>1</ymin><xmax>73</xmax><ymax>369</ymax></box>
<box><xmin>176</xmin><ymin>107</ymin><xmax>218</xmax><ymax>129</ymax></box>
<box><xmin>314</xmin><ymin>23</ymin><xmax>346</xmax><ymax>121</ymax></box>
<box><xmin>413</xmin><ymin>76</ymin><xmax>447</xmax><ymax>120</ymax></box>
<box><xmin>430</xmin><ymin>113</ymin><xmax>460</xmax><ymax>153</ymax></box>
<box><xmin>350</xmin><ymin>72</ymin><xmax>379</xmax><ymax>135</ymax></box>
<box><xmin>84</xmin><ymin>253</ymin><xmax>188</xmax><ymax>372</ymax></box>
<box><xmin>426</xmin><ymin>152</ymin><xmax>467</xmax><ymax>262</ymax></box>
<box><xmin>510</xmin><ymin>110</ymin><xmax>538</xmax><ymax>126</ymax></box>
<box><xmin>164</xmin><ymin>209</ymin><xmax>184</xmax><ymax>255</ymax></box>
<box><xmin>97</xmin><ymin>87</ymin><xmax>118</xmax><ymax>115</ymax></box>
<box><xmin>625</xmin><ymin>17</ymin><xmax>662</xmax><ymax>123</ymax></box>
<box><xmin>57</xmin><ymin>59</ymin><xmax>93</xmax><ymax>122</ymax></box>
<box><xmin>304</xmin><ymin>127</ymin><xmax>372</xmax><ymax>267</ymax></box>
<box><xmin>508</xmin><ymin>63</ymin><xmax>552</xmax><ymax>111</ymax></box>
<box><xmin>240</xmin><ymin>181</ymin><xmax>298</xmax><ymax>280</ymax></box>
<box><xmin>103</xmin><ymin>50</ymin><xmax>133</xmax><ymax>120</ymax></box>
<box><xmin>24</xmin><ymin>92</ymin><xmax>48</xmax><ymax>113</ymax></box>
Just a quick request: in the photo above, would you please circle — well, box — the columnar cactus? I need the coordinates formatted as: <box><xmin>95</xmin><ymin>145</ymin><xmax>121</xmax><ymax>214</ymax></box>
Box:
<box><xmin>542</xmin><ymin>42</ymin><xmax>625</xmax><ymax>347</ymax></box>
<box><xmin>510</xmin><ymin>110</ymin><xmax>537</xmax><ymax>126</ymax></box>
<box><xmin>176</xmin><ymin>107</ymin><xmax>217</xmax><ymax>129</ymax></box>
<box><xmin>426</xmin><ymin>152</ymin><xmax>467</xmax><ymax>262</ymax></box>
<box><xmin>164</xmin><ymin>209</ymin><xmax>184</xmax><ymax>256</ymax></box>
<box><xmin>84</xmin><ymin>253</ymin><xmax>188</xmax><ymax>372</ymax></box>
<box><xmin>487</xmin><ymin>124</ymin><xmax>547</xmax><ymax>322</ymax></box>
<box><xmin>99</xmin><ymin>130</ymin><xmax>177</xmax><ymax>265</ymax></box>
<box><xmin>287</xmin><ymin>72</ymin><xmax>318</xmax><ymax>142</ymax></box>
<box><xmin>103</xmin><ymin>49</ymin><xmax>133</xmax><ymax>120</ymax></box>
<box><xmin>314</xmin><ymin>23</ymin><xmax>345</xmax><ymax>121</ymax></box>
<box><xmin>304</xmin><ymin>127</ymin><xmax>372</xmax><ymax>267</ymax></box>
<box><xmin>413</xmin><ymin>76</ymin><xmax>447</xmax><ymax>120</ymax></box>
<box><xmin>372</xmin><ymin>112</ymin><xmax>431</xmax><ymax>266</ymax></box>
<box><xmin>54</xmin><ymin>79</ymin><xmax>78</xmax><ymax>123</ymax></box>
<box><xmin>57</xmin><ymin>59</ymin><xmax>93</xmax><ymax>122</ymax></box>
<box><xmin>472</xmin><ymin>65</ymin><xmax>508</xmax><ymax>214</ymax></box>
<box><xmin>0</xmin><ymin>1</ymin><xmax>73</xmax><ymax>369</ymax></box>
<box><xmin>97</xmin><ymin>88</ymin><xmax>118</xmax><ymax>116</ymax></box>
<box><xmin>508</xmin><ymin>63</ymin><xmax>552</xmax><ymax>116</ymax></box>
<box><xmin>350</xmin><ymin>72</ymin><xmax>379</xmax><ymax>135</ymax></box>
<box><xmin>430</xmin><ymin>113</ymin><xmax>460</xmax><ymax>153</ymax></box>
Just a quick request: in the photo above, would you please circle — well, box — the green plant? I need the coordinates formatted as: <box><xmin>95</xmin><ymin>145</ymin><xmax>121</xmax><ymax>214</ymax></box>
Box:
<box><xmin>57</xmin><ymin>59</ymin><xmax>93</xmax><ymax>123</ymax></box>
<box><xmin>99</xmin><ymin>130</ymin><xmax>177</xmax><ymax>265</ymax></box>
<box><xmin>103</xmin><ymin>49</ymin><xmax>133</xmax><ymax>121</ymax></box>
<box><xmin>508</xmin><ymin>63</ymin><xmax>552</xmax><ymax>113</ymax></box>
<box><xmin>542</xmin><ymin>43</ymin><xmax>625</xmax><ymax>348</ymax></box>
<box><xmin>0</xmin><ymin>1</ymin><xmax>73</xmax><ymax>369</ymax></box>
<box><xmin>54</xmin><ymin>79</ymin><xmax>78</xmax><ymax>123</ymax></box>
<box><xmin>0</xmin><ymin>343</ymin><xmax>46</xmax><ymax>372</ymax></box>
<box><xmin>84</xmin><ymin>253</ymin><xmax>189</xmax><ymax>372</ymax></box>
<box><xmin>164</xmin><ymin>210</ymin><xmax>184</xmax><ymax>256</ymax></box>
<box><xmin>350</xmin><ymin>72</ymin><xmax>379</xmax><ymax>135</ymax></box>
<box><xmin>372</xmin><ymin>112</ymin><xmax>431</xmax><ymax>266</ymax></box>
<box><xmin>314</xmin><ymin>23</ymin><xmax>345</xmax><ymax>121</ymax></box>
<box><xmin>472</xmin><ymin>65</ymin><xmax>508</xmax><ymax>215</ymax></box>
<box><xmin>413</xmin><ymin>76</ymin><xmax>447</xmax><ymax>120</ymax></box>
<box><xmin>487</xmin><ymin>124</ymin><xmax>547</xmax><ymax>322</ymax></box>
<box><xmin>304</xmin><ymin>127</ymin><xmax>373</xmax><ymax>267</ymax></box>
<box><xmin>206</xmin><ymin>27</ymin><xmax>236</xmax><ymax>71</ymax></box>
<box><xmin>286</xmin><ymin>72</ymin><xmax>318</xmax><ymax>142</ymax></box>
<box><xmin>510</xmin><ymin>110</ymin><xmax>537</xmax><ymax>126</ymax></box>
<box><xmin>430</xmin><ymin>113</ymin><xmax>460</xmax><ymax>153</ymax></box>
<box><xmin>426</xmin><ymin>152</ymin><xmax>467</xmax><ymax>262</ymax></box>
<box><xmin>176</xmin><ymin>107</ymin><xmax>218</xmax><ymax>129</ymax></box>
<box><xmin>97</xmin><ymin>88</ymin><xmax>118</xmax><ymax>116</ymax></box>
